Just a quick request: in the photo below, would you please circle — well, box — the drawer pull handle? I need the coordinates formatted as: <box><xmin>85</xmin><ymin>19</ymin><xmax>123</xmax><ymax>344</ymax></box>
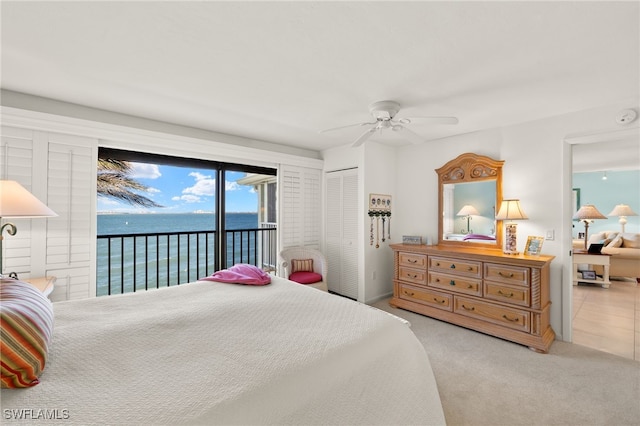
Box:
<box><xmin>407</xmin><ymin>273</ymin><xmax>418</xmax><ymax>279</ymax></box>
<box><xmin>450</xmin><ymin>264</ymin><xmax>456</xmax><ymax>269</ymax></box>
<box><xmin>433</xmin><ymin>298</ymin><xmax>445</xmax><ymax>304</ymax></box>
<box><xmin>461</xmin><ymin>304</ymin><xmax>475</xmax><ymax>311</ymax></box>
<box><xmin>468</xmin><ymin>267</ymin><xmax>474</xmax><ymax>271</ymax></box>
<box><xmin>435</xmin><ymin>278</ymin><xmax>440</xmax><ymax>283</ymax></box>
<box><xmin>450</xmin><ymin>280</ymin><xmax>456</xmax><ymax>286</ymax></box>
<box><xmin>467</xmin><ymin>284</ymin><xmax>474</xmax><ymax>289</ymax></box>
<box><xmin>403</xmin><ymin>290</ymin><xmax>415</xmax><ymax>297</ymax></box>
<box><xmin>499</xmin><ymin>272</ymin><xmax>514</xmax><ymax>278</ymax></box>
<box><xmin>408</xmin><ymin>259</ymin><xmax>417</xmax><ymax>263</ymax></box>
<box><xmin>498</xmin><ymin>290</ymin><xmax>514</xmax><ymax>298</ymax></box>
<box><xmin>502</xmin><ymin>314</ymin><xmax>519</xmax><ymax>323</ymax></box>
<box><xmin>435</xmin><ymin>262</ymin><xmax>440</xmax><ymax>266</ymax></box>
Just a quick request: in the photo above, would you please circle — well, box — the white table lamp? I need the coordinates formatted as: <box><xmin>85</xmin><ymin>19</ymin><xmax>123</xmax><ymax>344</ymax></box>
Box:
<box><xmin>607</xmin><ymin>204</ymin><xmax>637</xmax><ymax>233</ymax></box>
<box><xmin>495</xmin><ymin>199</ymin><xmax>528</xmax><ymax>254</ymax></box>
<box><xmin>0</xmin><ymin>180</ymin><xmax>57</xmax><ymax>277</ymax></box>
<box><xmin>573</xmin><ymin>204</ymin><xmax>607</xmax><ymax>250</ymax></box>
<box><xmin>456</xmin><ymin>204</ymin><xmax>479</xmax><ymax>234</ymax></box>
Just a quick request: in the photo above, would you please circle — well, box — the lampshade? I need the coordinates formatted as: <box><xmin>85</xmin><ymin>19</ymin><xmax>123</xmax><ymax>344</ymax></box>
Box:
<box><xmin>607</xmin><ymin>204</ymin><xmax>638</xmax><ymax>218</ymax></box>
<box><xmin>607</xmin><ymin>204</ymin><xmax>637</xmax><ymax>233</ymax></box>
<box><xmin>495</xmin><ymin>199</ymin><xmax>528</xmax><ymax>221</ymax></box>
<box><xmin>457</xmin><ymin>205</ymin><xmax>479</xmax><ymax>216</ymax></box>
<box><xmin>572</xmin><ymin>204</ymin><xmax>606</xmax><ymax>221</ymax></box>
<box><xmin>0</xmin><ymin>180</ymin><xmax>57</xmax><ymax>218</ymax></box>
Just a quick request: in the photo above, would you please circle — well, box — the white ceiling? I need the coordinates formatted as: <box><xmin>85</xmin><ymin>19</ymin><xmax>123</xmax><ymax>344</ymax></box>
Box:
<box><xmin>1</xmin><ymin>1</ymin><xmax>639</xmax><ymax>152</ymax></box>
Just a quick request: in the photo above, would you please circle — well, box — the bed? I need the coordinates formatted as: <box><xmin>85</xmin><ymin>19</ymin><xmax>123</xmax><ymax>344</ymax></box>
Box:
<box><xmin>1</xmin><ymin>274</ymin><xmax>445</xmax><ymax>425</ymax></box>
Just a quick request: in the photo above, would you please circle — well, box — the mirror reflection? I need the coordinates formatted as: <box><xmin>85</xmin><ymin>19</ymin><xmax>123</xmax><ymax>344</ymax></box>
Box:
<box><xmin>436</xmin><ymin>152</ymin><xmax>504</xmax><ymax>249</ymax></box>
<box><xmin>442</xmin><ymin>181</ymin><xmax>496</xmax><ymax>243</ymax></box>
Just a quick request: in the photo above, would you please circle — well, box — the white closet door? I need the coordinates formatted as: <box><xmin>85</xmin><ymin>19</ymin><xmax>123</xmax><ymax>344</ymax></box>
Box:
<box><xmin>325</xmin><ymin>168</ymin><xmax>358</xmax><ymax>299</ymax></box>
<box><xmin>278</xmin><ymin>165</ymin><xmax>322</xmax><ymax>251</ymax></box>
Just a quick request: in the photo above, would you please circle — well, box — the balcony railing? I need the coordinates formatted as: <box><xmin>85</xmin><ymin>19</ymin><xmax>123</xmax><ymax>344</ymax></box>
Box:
<box><xmin>96</xmin><ymin>226</ymin><xmax>277</xmax><ymax>296</ymax></box>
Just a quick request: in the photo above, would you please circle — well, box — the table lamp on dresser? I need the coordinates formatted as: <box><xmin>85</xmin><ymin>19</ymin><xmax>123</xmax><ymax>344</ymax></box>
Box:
<box><xmin>0</xmin><ymin>180</ymin><xmax>57</xmax><ymax>278</ymax></box>
<box><xmin>495</xmin><ymin>199</ymin><xmax>528</xmax><ymax>255</ymax></box>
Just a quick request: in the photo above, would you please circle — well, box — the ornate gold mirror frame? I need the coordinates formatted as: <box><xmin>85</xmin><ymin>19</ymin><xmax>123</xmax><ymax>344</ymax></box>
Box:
<box><xmin>436</xmin><ymin>153</ymin><xmax>504</xmax><ymax>249</ymax></box>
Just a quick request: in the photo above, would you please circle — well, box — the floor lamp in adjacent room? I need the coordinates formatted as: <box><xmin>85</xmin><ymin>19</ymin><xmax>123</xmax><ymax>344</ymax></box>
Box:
<box><xmin>0</xmin><ymin>180</ymin><xmax>57</xmax><ymax>278</ymax></box>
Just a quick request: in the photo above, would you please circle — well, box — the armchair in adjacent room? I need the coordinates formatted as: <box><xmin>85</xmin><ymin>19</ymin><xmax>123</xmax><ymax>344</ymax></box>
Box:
<box><xmin>279</xmin><ymin>247</ymin><xmax>328</xmax><ymax>292</ymax></box>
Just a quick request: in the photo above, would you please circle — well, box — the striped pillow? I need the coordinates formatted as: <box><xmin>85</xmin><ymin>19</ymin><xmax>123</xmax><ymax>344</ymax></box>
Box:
<box><xmin>291</xmin><ymin>259</ymin><xmax>314</xmax><ymax>274</ymax></box>
<box><xmin>1</xmin><ymin>278</ymin><xmax>54</xmax><ymax>388</ymax></box>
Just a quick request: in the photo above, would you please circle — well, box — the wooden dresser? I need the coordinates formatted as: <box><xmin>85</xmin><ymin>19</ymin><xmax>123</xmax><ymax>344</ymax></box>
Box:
<box><xmin>390</xmin><ymin>244</ymin><xmax>555</xmax><ymax>353</ymax></box>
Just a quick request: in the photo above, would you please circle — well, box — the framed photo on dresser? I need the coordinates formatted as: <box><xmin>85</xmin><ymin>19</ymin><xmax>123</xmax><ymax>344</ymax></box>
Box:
<box><xmin>524</xmin><ymin>236</ymin><xmax>544</xmax><ymax>256</ymax></box>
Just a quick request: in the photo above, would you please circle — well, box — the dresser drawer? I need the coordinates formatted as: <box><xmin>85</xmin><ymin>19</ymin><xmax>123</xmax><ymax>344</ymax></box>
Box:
<box><xmin>429</xmin><ymin>256</ymin><xmax>481</xmax><ymax>278</ymax></box>
<box><xmin>428</xmin><ymin>272</ymin><xmax>482</xmax><ymax>296</ymax></box>
<box><xmin>484</xmin><ymin>263</ymin><xmax>530</xmax><ymax>286</ymax></box>
<box><xmin>455</xmin><ymin>296</ymin><xmax>530</xmax><ymax>332</ymax></box>
<box><xmin>399</xmin><ymin>252</ymin><xmax>427</xmax><ymax>269</ymax></box>
<box><xmin>399</xmin><ymin>283</ymin><xmax>452</xmax><ymax>311</ymax></box>
<box><xmin>484</xmin><ymin>282</ymin><xmax>530</xmax><ymax>307</ymax></box>
<box><xmin>399</xmin><ymin>266</ymin><xmax>427</xmax><ymax>286</ymax></box>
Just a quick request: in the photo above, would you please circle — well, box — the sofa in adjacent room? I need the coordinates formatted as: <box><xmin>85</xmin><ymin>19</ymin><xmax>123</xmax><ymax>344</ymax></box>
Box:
<box><xmin>573</xmin><ymin>231</ymin><xmax>640</xmax><ymax>282</ymax></box>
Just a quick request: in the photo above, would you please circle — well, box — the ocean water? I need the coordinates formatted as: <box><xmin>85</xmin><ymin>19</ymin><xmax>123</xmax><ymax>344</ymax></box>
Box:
<box><xmin>98</xmin><ymin>212</ymin><xmax>258</xmax><ymax>235</ymax></box>
<box><xmin>97</xmin><ymin>213</ymin><xmax>261</xmax><ymax>296</ymax></box>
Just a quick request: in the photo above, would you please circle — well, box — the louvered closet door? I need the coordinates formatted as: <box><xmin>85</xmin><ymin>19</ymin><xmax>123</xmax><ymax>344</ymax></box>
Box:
<box><xmin>279</xmin><ymin>165</ymin><xmax>322</xmax><ymax>251</ymax></box>
<box><xmin>45</xmin><ymin>133</ymin><xmax>97</xmax><ymax>301</ymax></box>
<box><xmin>325</xmin><ymin>169</ymin><xmax>358</xmax><ymax>299</ymax></box>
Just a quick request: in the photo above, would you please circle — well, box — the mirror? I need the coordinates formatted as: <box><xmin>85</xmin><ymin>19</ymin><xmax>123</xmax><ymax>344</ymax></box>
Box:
<box><xmin>436</xmin><ymin>153</ymin><xmax>504</xmax><ymax>249</ymax></box>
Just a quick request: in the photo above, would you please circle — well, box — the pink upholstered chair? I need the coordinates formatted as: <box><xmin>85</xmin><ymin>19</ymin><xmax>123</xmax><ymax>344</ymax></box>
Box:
<box><xmin>279</xmin><ymin>247</ymin><xmax>328</xmax><ymax>292</ymax></box>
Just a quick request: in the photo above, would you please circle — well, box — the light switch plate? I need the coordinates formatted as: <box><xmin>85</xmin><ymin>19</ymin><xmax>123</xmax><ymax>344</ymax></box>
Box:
<box><xmin>545</xmin><ymin>230</ymin><xmax>555</xmax><ymax>241</ymax></box>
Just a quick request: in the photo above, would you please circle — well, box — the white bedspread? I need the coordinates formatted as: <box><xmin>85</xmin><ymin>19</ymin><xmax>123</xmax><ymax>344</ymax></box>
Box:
<box><xmin>1</xmin><ymin>277</ymin><xmax>445</xmax><ymax>425</ymax></box>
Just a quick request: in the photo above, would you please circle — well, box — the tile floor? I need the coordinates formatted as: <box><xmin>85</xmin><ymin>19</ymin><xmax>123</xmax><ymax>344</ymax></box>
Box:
<box><xmin>572</xmin><ymin>277</ymin><xmax>639</xmax><ymax>361</ymax></box>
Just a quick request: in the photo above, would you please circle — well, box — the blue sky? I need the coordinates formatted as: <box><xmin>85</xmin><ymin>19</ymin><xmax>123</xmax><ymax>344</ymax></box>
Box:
<box><xmin>97</xmin><ymin>162</ymin><xmax>257</xmax><ymax>213</ymax></box>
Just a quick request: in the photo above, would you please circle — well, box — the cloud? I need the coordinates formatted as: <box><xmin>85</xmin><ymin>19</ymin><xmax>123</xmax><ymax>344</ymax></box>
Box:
<box><xmin>226</xmin><ymin>181</ymin><xmax>241</xmax><ymax>191</ymax></box>
<box><xmin>183</xmin><ymin>172</ymin><xmax>215</xmax><ymax>196</ymax></box>
<box><xmin>172</xmin><ymin>194</ymin><xmax>201</xmax><ymax>203</ymax></box>
<box><xmin>130</xmin><ymin>163</ymin><xmax>161</xmax><ymax>179</ymax></box>
<box><xmin>147</xmin><ymin>187</ymin><xmax>161</xmax><ymax>193</ymax></box>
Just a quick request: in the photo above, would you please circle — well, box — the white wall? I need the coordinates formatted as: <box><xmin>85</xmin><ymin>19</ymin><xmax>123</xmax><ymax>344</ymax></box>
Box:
<box><xmin>392</xmin><ymin>97</ymin><xmax>639</xmax><ymax>341</ymax></box>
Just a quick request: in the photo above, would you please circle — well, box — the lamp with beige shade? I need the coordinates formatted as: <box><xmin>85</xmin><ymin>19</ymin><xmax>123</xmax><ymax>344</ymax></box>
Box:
<box><xmin>456</xmin><ymin>204</ymin><xmax>479</xmax><ymax>234</ymax></box>
<box><xmin>495</xmin><ymin>199</ymin><xmax>528</xmax><ymax>254</ymax></box>
<box><xmin>0</xmin><ymin>180</ymin><xmax>57</xmax><ymax>277</ymax></box>
<box><xmin>607</xmin><ymin>204</ymin><xmax>638</xmax><ymax>234</ymax></box>
<box><xmin>572</xmin><ymin>204</ymin><xmax>607</xmax><ymax>250</ymax></box>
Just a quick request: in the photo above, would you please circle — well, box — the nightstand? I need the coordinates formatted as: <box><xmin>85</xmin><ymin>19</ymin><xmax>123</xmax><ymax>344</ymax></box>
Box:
<box><xmin>23</xmin><ymin>276</ymin><xmax>56</xmax><ymax>298</ymax></box>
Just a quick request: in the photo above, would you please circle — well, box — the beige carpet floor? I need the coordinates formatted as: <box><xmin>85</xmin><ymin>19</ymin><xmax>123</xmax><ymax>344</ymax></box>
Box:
<box><xmin>372</xmin><ymin>297</ymin><xmax>640</xmax><ymax>426</ymax></box>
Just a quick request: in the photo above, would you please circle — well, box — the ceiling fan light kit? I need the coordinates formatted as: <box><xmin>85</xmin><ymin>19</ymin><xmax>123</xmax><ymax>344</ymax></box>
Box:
<box><xmin>320</xmin><ymin>100</ymin><xmax>459</xmax><ymax>147</ymax></box>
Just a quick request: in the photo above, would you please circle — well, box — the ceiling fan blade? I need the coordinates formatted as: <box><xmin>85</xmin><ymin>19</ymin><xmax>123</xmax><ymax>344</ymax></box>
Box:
<box><xmin>319</xmin><ymin>121</ymin><xmax>377</xmax><ymax>134</ymax></box>
<box><xmin>351</xmin><ymin>127</ymin><xmax>377</xmax><ymax>147</ymax></box>
<box><xmin>398</xmin><ymin>116</ymin><xmax>459</xmax><ymax>125</ymax></box>
<box><xmin>393</xmin><ymin>125</ymin><xmax>425</xmax><ymax>144</ymax></box>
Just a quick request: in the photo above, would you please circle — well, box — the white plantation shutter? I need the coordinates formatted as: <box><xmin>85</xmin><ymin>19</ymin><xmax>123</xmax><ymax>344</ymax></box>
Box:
<box><xmin>325</xmin><ymin>168</ymin><xmax>358</xmax><ymax>299</ymax></box>
<box><xmin>45</xmin><ymin>133</ymin><xmax>97</xmax><ymax>301</ymax></box>
<box><xmin>278</xmin><ymin>165</ymin><xmax>322</xmax><ymax>250</ymax></box>
<box><xmin>0</xmin><ymin>128</ymin><xmax>96</xmax><ymax>300</ymax></box>
<box><xmin>0</xmin><ymin>127</ymin><xmax>38</xmax><ymax>275</ymax></box>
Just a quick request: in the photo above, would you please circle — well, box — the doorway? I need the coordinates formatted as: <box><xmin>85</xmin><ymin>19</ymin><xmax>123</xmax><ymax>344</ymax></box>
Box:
<box><xmin>568</xmin><ymin>133</ymin><xmax>640</xmax><ymax>361</ymax></box>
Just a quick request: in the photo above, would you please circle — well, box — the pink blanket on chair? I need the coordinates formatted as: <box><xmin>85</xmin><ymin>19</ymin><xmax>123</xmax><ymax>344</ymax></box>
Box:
<box><xmin>200</xmin><ymin>264</ymin><xmax>271</xmax><ymax>285</ymax></box>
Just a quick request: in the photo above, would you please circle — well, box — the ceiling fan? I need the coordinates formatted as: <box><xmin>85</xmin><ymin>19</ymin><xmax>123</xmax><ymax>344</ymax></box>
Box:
<box><xmin>319</xmin><ymin>100</ymin><xmax>459</xmax><ymax>147</ymax></box>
